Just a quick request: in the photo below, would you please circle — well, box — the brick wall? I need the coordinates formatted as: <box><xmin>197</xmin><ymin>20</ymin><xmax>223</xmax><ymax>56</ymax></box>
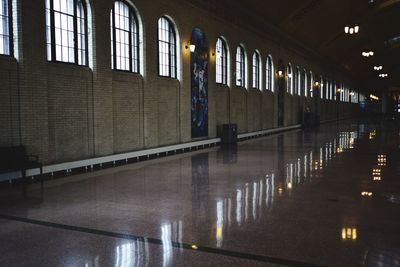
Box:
<box><xmin>0</xmin><ymin>0</ymin><xmax>360</xmax><ymax>164</ymax></box>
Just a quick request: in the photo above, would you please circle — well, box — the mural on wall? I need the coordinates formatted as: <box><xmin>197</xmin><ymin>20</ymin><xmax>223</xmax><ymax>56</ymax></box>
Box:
<box><xmin>191</xmin><ymin>28</ymin><xmax>209</xmax><ymax>138</ymax></box>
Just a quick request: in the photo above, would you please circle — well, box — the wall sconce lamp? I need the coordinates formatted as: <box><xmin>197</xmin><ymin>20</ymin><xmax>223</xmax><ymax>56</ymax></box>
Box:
<box><xmin>314</xmin><ymin>81</ymin><xmax>320</xmax><ymax>88</ymax></box>
<box><xmin>277</xmin><ymin>70</ymin><xmax>284</xmax><ymax>79</ymax></box>
<box><xmin>185</xmin><ymin>42</ymin><xmax>196</xmax><ymax>52</ymax></box>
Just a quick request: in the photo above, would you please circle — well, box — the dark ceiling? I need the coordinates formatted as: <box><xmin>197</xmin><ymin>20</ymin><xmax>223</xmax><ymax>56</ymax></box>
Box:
<box><xmin>189</xmin><ymin>0</ymin><xmax>400</xmax><ymax>93</ymax></box>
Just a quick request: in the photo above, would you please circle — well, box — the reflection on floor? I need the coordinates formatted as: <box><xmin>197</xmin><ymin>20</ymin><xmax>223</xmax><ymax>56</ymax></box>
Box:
<box><xmin>1</xmin><ymin>119</ymin><xmax>400</xmax><ymax>266</ymax></box>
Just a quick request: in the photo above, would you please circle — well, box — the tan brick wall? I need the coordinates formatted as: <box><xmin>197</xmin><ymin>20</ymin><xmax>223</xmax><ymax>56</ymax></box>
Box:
<box><xmin>0</xmin><ymin>0</ymin><xmax>360</xmax><ymax>164</ymax></box>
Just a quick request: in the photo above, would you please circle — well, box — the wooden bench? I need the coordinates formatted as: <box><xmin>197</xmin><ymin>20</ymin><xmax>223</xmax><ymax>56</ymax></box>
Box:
<box><xmin>0</xmin><ymin>146</ymin><xmax>43</xmax><ymax>182</ymax></box>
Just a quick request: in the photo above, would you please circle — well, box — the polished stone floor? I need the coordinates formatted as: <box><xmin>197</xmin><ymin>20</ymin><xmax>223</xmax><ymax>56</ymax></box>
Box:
<box><xmin>1</xmin><ymin>119</ymin><xmax>400</xmax><ymax>266</ymax></box>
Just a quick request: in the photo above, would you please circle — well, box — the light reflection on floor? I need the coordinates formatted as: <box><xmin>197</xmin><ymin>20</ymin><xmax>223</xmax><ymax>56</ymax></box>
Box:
<box><xmin>0</xmin><ymin>120</ymin><xmax>400</xmax><ymax>266</ymax></box>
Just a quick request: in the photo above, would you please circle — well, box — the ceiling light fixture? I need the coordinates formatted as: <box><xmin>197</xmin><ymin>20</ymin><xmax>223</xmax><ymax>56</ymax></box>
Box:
<box><xmin>374</xmin><ymin>66</ymin><xmax>383</xmax><ymax>71</ymax></box>
<box><xmin>379</xmin><ymin>73</ymin><xmax>388</xmax><ymax>78</ymax></box>
<box><xmin>362</xmin><ymin>51</ymin><xmax>374</xmax><ymax>57</ymax></box>
<box><xmin>344</xmin><ymin>25</ymin><xmax>360</xmax><ymax>35</ymax></box>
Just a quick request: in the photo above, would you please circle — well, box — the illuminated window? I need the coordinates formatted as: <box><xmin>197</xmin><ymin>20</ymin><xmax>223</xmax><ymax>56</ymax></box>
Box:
<box><xmin>216</xmin><ymin>37</ymin><xmax>227</xmax><ymax>85</ymax></box>
<box><xmin>0</xmin><ymin>0</ymin><xmax>11</xmax><ymax>55</ymax></box>
<box><xmin>111</xmin><ymin>1</ymin><xmax>139</xmax><ymax>72</ymax></box>
<box><xmin>287</xmin><ymin>64</ymin><xmax>292</xmax><ymax>94</ymax></box>
<box><xmin>296</xmin><ymin>67</ymin><xmax>301</xmax><ymax>95</ymax></box>
<box><xmin>158</xmin><ymin>16</ymin><xmax>176</xmax><ymax>78</ymax></box>
<box><xmin>320</xmin><ymin>76</ymin><xmax>324</xmax><ymax>99</ymax></box>
<box><xmin>309</xmin><ymin>71</ymin><xmax>313</xmax><ymax>97</ymax></box>
<box><xmin>252</xmin><ymin>51</ymin><xmax>261</xmax><ymax>89</ymax></box>
<box><xmin>303</xmin><ymin>69</ymin><xmax>307</xmax><ymax>97</ymax></box>
<box><xmin>325</xmin><ymin>80</ymin><xmax>329</xmax><ymax>99</ymax></box>
<box><xmin>265</xmin><ymin>55</ymin><xmax>273</xmax><ymax>91</ymax></box>
<box><xmin>327</xmin><ymin>80</ymin><xmax>330</xmax><ymax>100</ymax></box>
<box><xmin>333</xmin><ymin>82</ymin><xmax>337</xmax><ymax>100</ymax></box>
<box><xmin>46</xmin><ymin>0</ymin><xmax>88</xmax><ymax>65</ymax></box>
<box><xmin>236</xmin><ymin>45</ymin><xmax>245</xmax><ymax>87</ymax></box>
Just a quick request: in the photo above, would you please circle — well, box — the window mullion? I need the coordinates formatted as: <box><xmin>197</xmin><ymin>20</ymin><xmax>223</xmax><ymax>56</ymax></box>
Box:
<box><xmin>128</xmin><ymin>11</ymin><xmax>132</xmax><ymax>72</ymax></box>
<box><xmin>173</xmin><ymin>28</ymin><xmax>176</xmax><ymax>78</ymax></box>
<box><xmin>50</xmin><ymin>0</ymin><xmax>56</xmax><ymax>61</ymax></box>
<box><xmin>135</xmin><ymin>17</ymin><xmax>139</xmax><ymax>73</ymax></box>
<box><xmin>84</xmin><ymin>3</ymin><xmax>88</xmax><ymax>66</ymax></box>
<box><xmin>112</xmin><ymin>7</ymin><xmax>116</xmax><ymax>69</ymax></box>
<box><xmin>8</xmin><ymin>0</ymin><xmax>13</xmax><ymax>56</ymax></box>
<box><xmin>73</xmin><ymin>0</ymin><xmax>78</xmax><ymax>64</ymax></box>
<box><xmin>168</xmin><ymin>27</ymin><xmax>171</xmax><ymax>77</ymax></box>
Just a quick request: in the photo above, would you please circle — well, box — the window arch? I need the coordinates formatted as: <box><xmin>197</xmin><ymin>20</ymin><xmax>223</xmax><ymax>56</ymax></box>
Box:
<box><xmin>252</xmin><ymin>51</ymin><xmax>261</xmax><ymax>90</ymax></box>
<box><xmin>158</xmin><ymin>16</ymin><xmax>177</xmax><ymax>78</ymax></box>
<box><xmin>46</xmin><ymin>0</ymin><xmax>88</xmax><ymax>65</ymax></box>
<box><xmin>216</xmin><ymin>37</ymin><xmax>228</xmax><ymax>85</ymax></box>
<box><xmin>236</xmin><ymin>45</ymin><xmax>246</xmax><ymax>87</ymax></box>
<box><xmin>110</xmin><ymin>1</ymin><xmax>139</xmax><ymax>72</ymax></box>
<box><xmin>0</xmin><ymin>0</ymin><xmax>11</xmax><ymax>55</ymax></box>
<box><xmin>265</xmin><ymin>55</ymin><xmax>274</xmax><ymax>91</ymax></box>
<box><xmin>287</xmin><ymin>64</ymin><xmax>292</xmax><ymax>94</ymax></box>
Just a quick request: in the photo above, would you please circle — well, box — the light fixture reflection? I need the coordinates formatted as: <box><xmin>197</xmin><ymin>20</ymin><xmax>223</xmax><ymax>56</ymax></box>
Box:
<box><xmin>361</xmin><ymin>191</ymin><xmax>373</xmax><ymax>197</ymax></box>
<box><xmin>378</xmin><ymin>154</ymin><xmax>387</xmax><ymax>166</ymax></box>
<box><xmin>341</xmin><ymin>228</ymin><xmax>357</xmax><ymax>240</ymax></box>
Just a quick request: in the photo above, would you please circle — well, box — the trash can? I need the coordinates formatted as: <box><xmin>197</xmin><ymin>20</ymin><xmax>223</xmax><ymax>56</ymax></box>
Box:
<box><xmin>221</xmin><ymin>124</ymin><xmax>237</xmax><ymax>144</ymax></box>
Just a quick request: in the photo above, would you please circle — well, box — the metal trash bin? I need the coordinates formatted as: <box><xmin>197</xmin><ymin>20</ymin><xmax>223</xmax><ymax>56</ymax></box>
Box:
<box><xmin>221</xmin><ymin>124</ymin><xmax>237</xmax><ymax>144</ymax></box>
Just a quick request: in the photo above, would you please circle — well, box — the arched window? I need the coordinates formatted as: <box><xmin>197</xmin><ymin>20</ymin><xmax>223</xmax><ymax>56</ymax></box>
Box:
<box><xmin>236</xmin><ymin>45</ymin><xmax>245</xmax><ymax>87</ymax></box>
<box><xmin>252</xmin><ymin>51</ymin><xmax>261</xmax><ymax>89</ymax></box>
<box><xmin>326</xmin><ymin>79</ymin><xmax>330</xmax><ymax>100</ymax></box>
<box><xmin>296</xmin><ymin>67</ymin><xmax>301</xmax><ymax>95</ymax></box>
<box><xmin>216</xmin><ymin>37</ymin><xmax>227</xmax><ymax>85</ymax></box>
<box><xmin>110</xmin><ymin>1</ymin><xmax>139</xmax><ymax>72</ymax></box>
<box><xmin>333</xmin><ymin>82</ymin><xmax>337</xmax><ymax>100</ymax></box>
<box><xmin>309</xmin><ymin>71</ymin><xmax>313</xmax><ymax>97</ymax></box>
<box><xmin>320</xmin><ymin>76</ymin><xmax>324</xmax><ymax>99</ymax></box>
<box><xmin>46</xmin><ymin>0</ymin><xmax>88</xmax><ymax>65</ymax></box>
<box><xmin>287</xmin><ymin>64</ymin><xmax>292</xmax><ymax>94</ymax></box>
<box><xmin>265</xmin><ymin>55</ymin><xmax>273</xmax><ymax>91</ymax></box>
<box><xmin>326</xmin><ymin>80</ymin><xmax>330</xmax><ymax>100</ymax></box>
<box><xmin>293</xmin><ymin>67</ymin><xmax>297</xmax><ymax>94</ymax></box>
<box><xmin>303</xmin><ymin>69</ymin><xmax>307</xmax><ymax>97</ymax></box>
<box><xmin>325</xmin><ymin>80</ymin><xmax>329</xmax><ymax>99</ymax></box>
<box><xmin>0</xmin><ymin>0</ymin><xmax>11</xmax><ymax>55</ymax></box>
<box><xmin>158</xmin><ymin>16</ymin><xmax>177</xmax><ymax>78</ymax></box>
